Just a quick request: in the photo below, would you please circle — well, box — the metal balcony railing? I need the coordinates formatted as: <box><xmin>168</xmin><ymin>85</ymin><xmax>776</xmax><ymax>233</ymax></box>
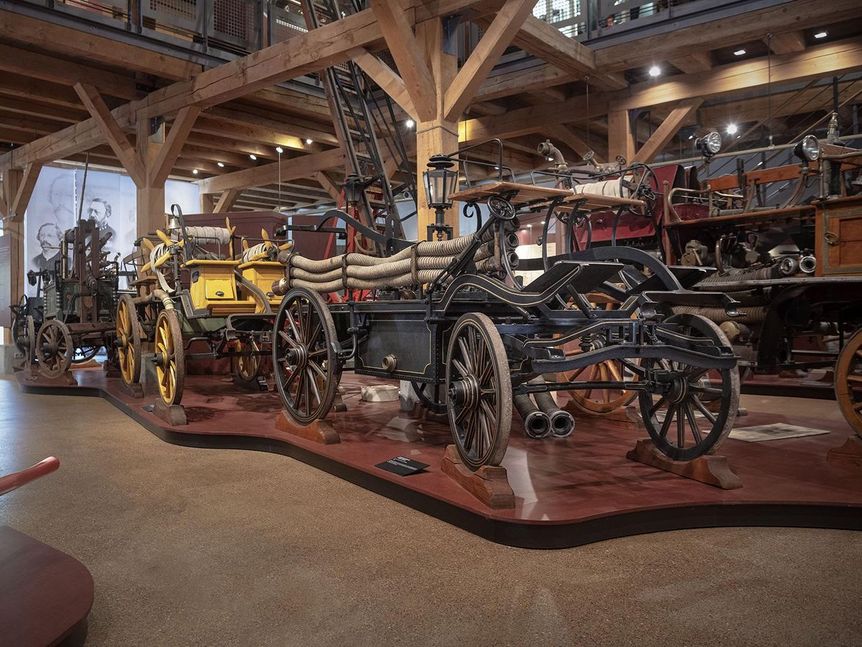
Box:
<box><xmin>531</xmin><ymin>0</ymin><xmax>752</xmax><ymax>42</ymax></box>
<box><xmin>11</xmin><ymin>0</ymin><xmax>310</xmax><ymax>57</ymax></box>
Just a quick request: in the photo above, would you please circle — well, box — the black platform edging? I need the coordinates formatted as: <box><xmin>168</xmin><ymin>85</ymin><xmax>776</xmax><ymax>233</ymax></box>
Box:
<box><xmin>19</xmin><ymin>380</ymin><xmax>862</xmax><ymax>549</ymax></box>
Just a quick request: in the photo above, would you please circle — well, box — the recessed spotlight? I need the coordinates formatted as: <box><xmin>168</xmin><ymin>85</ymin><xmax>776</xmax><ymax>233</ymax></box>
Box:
<box><xmin>733</xmin><ymin>49</ymin><xmax>746</xmax><ymax>56</ymax></box>
<box><xmin>249</xmin><ymin>154</ymin><xmax>257</xmax><ymax>160</ymax></box>
<box><xmin>814</xmin><ymin>31</ymin><xmax>827</xmax><ymax>39</ymax></box>
<box><xmin>305</xmin><ymin>138</ymin><xmax>313</xmax><ymax>145</ymax></box>
<box><xmin>275</xmin><ymin>146</ymin><xmax>284</xmax><ymax>154</ymax></box>
<box><xmin>726</xmin><ymin>123</ymin><xmax>738</xmax><ymax>135</ymax></box>
<box><xmin>192</xmin><ymin>169</ymin><xmax>199</xmax><ymax>175</ymax></box>
<box><xmin>648</xmin><ymin>65</ymin><xmax>661</xmax><ymax>78</ymax></box>
<box><xmin>217</xmin><ymin>161</ymin><xmax>225</xmax><ymax>168</ymax></box>
<box><xmin>405</xmin><ymin>119</ymin><xmax>415</xmax><ymax>129</ymax></box>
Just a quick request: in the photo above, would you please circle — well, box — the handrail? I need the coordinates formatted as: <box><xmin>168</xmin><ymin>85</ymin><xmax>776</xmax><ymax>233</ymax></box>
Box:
<box><xmin>0</xmin><ymin>457</ymin><xmax>60</xmax><ymax>497</ymax></box>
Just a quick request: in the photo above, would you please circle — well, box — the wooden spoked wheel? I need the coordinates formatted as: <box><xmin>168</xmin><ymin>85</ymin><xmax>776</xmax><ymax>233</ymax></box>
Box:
<box><xmin>273</xmin><ymin>288</ymin><xmax>341</xmax><ymax>425</ymax></box>
<box><xmin>116</xmin><ymin>294</ymin><xmax>142</xmax><ymax>386</ymax></box>
<box><xmin>566</xmin><ymin>358</ymin><xmax>639</xmax><ymax>415</ymax></box>
<box><xmin>35</xmin><ymin>319</ymin><xmax>73</xmax><ymax>378</ymax></box>
<box><xmin>564</xmin><ymin>297</ymin><xmax>638</xmax><ymax>414</ymax></box>
<box><xmin>638</xmin><ymin>314</ymin><xmax>739</xmax><ymax>461</ymax></box>
<box><xmin>446</xmin><ymin>313</ymin><xmax>512</xmax><ymax>471</ymax></box>
<box><xmin>154</xmin><ymin>309</ymin><xmax>184</xmax><ymax>406</ymax></box>
<box><xmin>835</xmin><ymin>328</ymin><xmax>862</xmax><ymax>439</ymax></box>
<box><xmin>232</xmin><ymin>338</ymin><xmax>261</xmax><ymax>385</ymax></box>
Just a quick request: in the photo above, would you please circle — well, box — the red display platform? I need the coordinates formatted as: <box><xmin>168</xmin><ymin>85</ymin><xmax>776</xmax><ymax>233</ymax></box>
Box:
<box><xmin>18</xmin><ymin>369</ymin><xmax>862</xmax><ymax>548</ymax></box>
<box><xmin>0</xmin><ymin>526</ymin><xmax>93</xmax><ymax>647</ymax></box>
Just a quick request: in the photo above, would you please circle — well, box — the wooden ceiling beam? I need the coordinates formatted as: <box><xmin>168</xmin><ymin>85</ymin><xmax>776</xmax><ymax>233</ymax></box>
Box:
<box><xmin>0</xmin><ymin>96</ymin><xmax>87</xmax><ymax>124</ymax></box>
<box><xmin>313</xmin><ymin>171</ymin><xmax>343</xmax><ymax>201</ymax></box>
<box><xmin>462</xmin><ymin>37</ymin><xmax>862</xmax><ymax>144</ymax></box>
<box><xmin>354</xmin><ymin>50</ymin><xmax>418</xmax><ymax>121</ymax></box>
<box><xmin>0</xmin><ymin>10</ymin><xmax>200</xmax><ymax>81</ymax></box>
<box><xmin>371</xmin><ymin>0</ymin><xmax>437</xmax><ymax>121</ymax></box>
<box><xmin>766</xmin><ymin>31</ymin><xmax>807</xmax><ymax>56</ymax></box>
<box><xmin>669</xmin><ymin>51</ymin><xmax>713</xmax><ymax>74</ymax></box>
<box><xmin>150</xmin><ymin>106</ymin><xmax>201</xmax><ymax>185</ymax></box>
<box><xmin>444</xmin><ymin>0</ymin><xmax>536</xmax><ymax>120</ymax></box>
<box><xmin>476</xmin><ymin>0</ymin><xmax>862</xmax><ymax>102</ymax></box>
<box><xmin>197</xmin><ymin>148</ymin><xmax>345</xmax><ymax>195</ymax></box>
<box><xmin>10</xmin><ymin>163</ymin><xmax>42</xmax><ymax>220</ymax></box>
<box><xmin>0</xmin><ymin>43</ymin><xmax>139</xmax><ymax>101</ymax></box>
<box><xmin>74</xmin><ymin>83</ymin><xmax>145</xmax><ymax>184</ymax></box>
<box><xmin>631</xmin><ymin>99</ymin><xmax>703</xmax><ymax>163</ymax></box>
<box><xmin>542</xmin><ymin>124</ymin><xmax>599</xmax><ymax>162</ymax></box>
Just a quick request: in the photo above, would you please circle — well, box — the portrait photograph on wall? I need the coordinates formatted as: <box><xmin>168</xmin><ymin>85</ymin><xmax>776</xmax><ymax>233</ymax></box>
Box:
<box><xmin>23</xmin><ymin>165</ymin><xmax>199</xmax><ymax>294</ymax></box>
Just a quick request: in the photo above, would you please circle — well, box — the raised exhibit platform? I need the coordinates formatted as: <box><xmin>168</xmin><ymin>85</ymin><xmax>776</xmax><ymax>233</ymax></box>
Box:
<box><xmin>17</xmin><ymin>368</ymin><xmax>862</xmax><ymax>549</ymax></box>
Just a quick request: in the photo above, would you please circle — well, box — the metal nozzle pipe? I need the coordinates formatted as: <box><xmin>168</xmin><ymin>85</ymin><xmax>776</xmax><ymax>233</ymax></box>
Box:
<box><xmin>530</xmin><ymin>378</ymin><xmax>575</xmax><ymax>438</ymax></box>
<box><xmin>799</xmin><ymin>255</ymin><xmax>816</xmax><ymax>274</ymax></box>
<box><xmin>513</xmin><ymin>393</ymin><xmax>551</xmax><ymax>439</ymax></box>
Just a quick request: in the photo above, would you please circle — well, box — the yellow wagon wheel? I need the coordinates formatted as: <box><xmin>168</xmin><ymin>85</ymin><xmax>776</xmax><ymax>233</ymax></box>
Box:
<box><xmin>232</xmin><ymin>338</ymin><xmax>261</xmax><ymax>385</ymax></box>
<box><xmin>116</xmin><ymin>294</ymin><xmax>143</xmax><ymax>386</ymax></box>
<box><xmin>835</xmin><ymin>328</ymin><xmax>862</xmax><ymax>439</ymax></box>
<box><xmin>154</xmin><ymin>309</ymin><xmax>185</xmax><ymax>406</ymax></box>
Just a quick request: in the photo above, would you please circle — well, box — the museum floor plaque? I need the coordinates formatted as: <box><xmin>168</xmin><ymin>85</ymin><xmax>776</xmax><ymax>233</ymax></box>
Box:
<box><xmin>18</xmin><ymin>368</ymin><xmax>862</xmax><ymax>549</ymax></box>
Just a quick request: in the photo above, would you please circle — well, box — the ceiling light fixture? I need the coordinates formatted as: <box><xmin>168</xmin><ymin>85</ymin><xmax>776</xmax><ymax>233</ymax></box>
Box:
<box><xmin>405</xmin><ymin>119</ymin><xmax>415</xmax><ymax>129</ymax></box>
<box><xmin>217</xmin><ymin>161</ymin><xmax>225</xmax><ymax>168</ymax></box>
<box><xmin>733</xmin><ymin>49</ymin><xmax>746</xmax><ymax>56</ymax></box>
<box><xmin>192</xmin><ymin>169</ymin><xmax>199</xmax><ymax>175</ymax></box>
<box><xmin>725</xmin><ymin>123</ymin><xmax>738</xmax><ymax>135</ymax></box>
<box><xmin>305</xmin><ymin>138</ymin><xmax>313</xmax><ymax>145</ymax></box>
<box><xmin>814</xmin><ymin>31</ymin><xmax>827</xmax><ymax>39</ymax></box>
<box><xmin>275</xmin><ymin>146</ymin><xmax>284</xmax><ymax>154</ymax></box>
<box><xmin>648</xmin><ymin>65</ymin><xmax>661</xmax><ymax>78</ymax></box>
<box><xmin>249</xmin><ymin>154</ymin><xmax>257</xmax><ymax>161</ymax></box>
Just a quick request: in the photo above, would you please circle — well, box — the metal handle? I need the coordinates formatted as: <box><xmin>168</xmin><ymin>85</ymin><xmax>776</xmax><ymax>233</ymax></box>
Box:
<box><xmin>824</xmin><ymin>231</ymin><xmax>840</xmax><ymax>246</ymax></box>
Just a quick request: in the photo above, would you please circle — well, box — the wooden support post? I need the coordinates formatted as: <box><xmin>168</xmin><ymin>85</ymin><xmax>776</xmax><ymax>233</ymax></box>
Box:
<box><xmin>199</xmin><ymin>193</ymin><xmax>215</xmax><ymax>213</ymax></box>
<box><xmin>213</xmin><ymin>189</ymin><xmax>240</xmax><ymax>213</ymax></box>
<box><xmin>10</xmin><ymin>164</ymin><xmax>41</xmax><ymax>220</ymax></box>
<box><xmin>608</xmin><ymin>109</ymin><xmax>635</xmax><ymax>162</ymax></box>
<box><xmin>415</xmin><ymin>18</ymin><xmax>459</xmax><ymax>239</ymax></box>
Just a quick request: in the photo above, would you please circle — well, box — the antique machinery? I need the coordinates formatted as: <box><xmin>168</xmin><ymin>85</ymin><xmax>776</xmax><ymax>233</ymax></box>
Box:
<box><xmin>117</xmin><ymin>205</ymin><xmax>292</xmax><ymax>406</ymax></box>
<box><xmin>269</xmin><ymin>152</ymin><xmax>742</xmax><ymax>471</ymax></box>
<box><xmin>23</xmin><ymin>219</ymin><xmax>121</xmax><ymax>378</ymax></box>
<box><xmin>659</xmin><ymin>126</ymin><xmax>862</xmax><ymax>438</ymax></box>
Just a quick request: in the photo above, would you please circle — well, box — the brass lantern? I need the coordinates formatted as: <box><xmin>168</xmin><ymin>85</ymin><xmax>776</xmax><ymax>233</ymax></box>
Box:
<box><xmin>422</xmin><ymin>154</ymin><xmax>458</xmax><ymax>240</ymax></box>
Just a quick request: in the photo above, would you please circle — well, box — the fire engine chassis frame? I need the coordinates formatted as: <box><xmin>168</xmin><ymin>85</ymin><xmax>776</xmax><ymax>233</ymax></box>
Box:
<box><xmin>272</xmin><ymin>198</ymin><xmax>742</xmax><ymax>470</ymax></box>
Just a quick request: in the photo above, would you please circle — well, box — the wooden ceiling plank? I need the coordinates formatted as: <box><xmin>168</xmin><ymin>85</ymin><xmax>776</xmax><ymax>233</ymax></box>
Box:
<box><xmin>669</xmin><ymin>51</ymin><xmax>713</xmax><ymax>74</ymax></box>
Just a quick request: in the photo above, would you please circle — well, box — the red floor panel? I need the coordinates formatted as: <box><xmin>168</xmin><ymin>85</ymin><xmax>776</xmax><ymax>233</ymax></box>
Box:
<box><xmin>17</xmin><ymin>369</ymin><xmax>862</xmax><ymax>548</ymax></box>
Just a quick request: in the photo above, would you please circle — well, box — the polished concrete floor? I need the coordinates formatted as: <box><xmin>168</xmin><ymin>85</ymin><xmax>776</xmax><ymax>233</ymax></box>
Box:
<box><xmin>1</xmin><ymin>376</ymin><xmax>860</xmax><ymax>646</ymax></box>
